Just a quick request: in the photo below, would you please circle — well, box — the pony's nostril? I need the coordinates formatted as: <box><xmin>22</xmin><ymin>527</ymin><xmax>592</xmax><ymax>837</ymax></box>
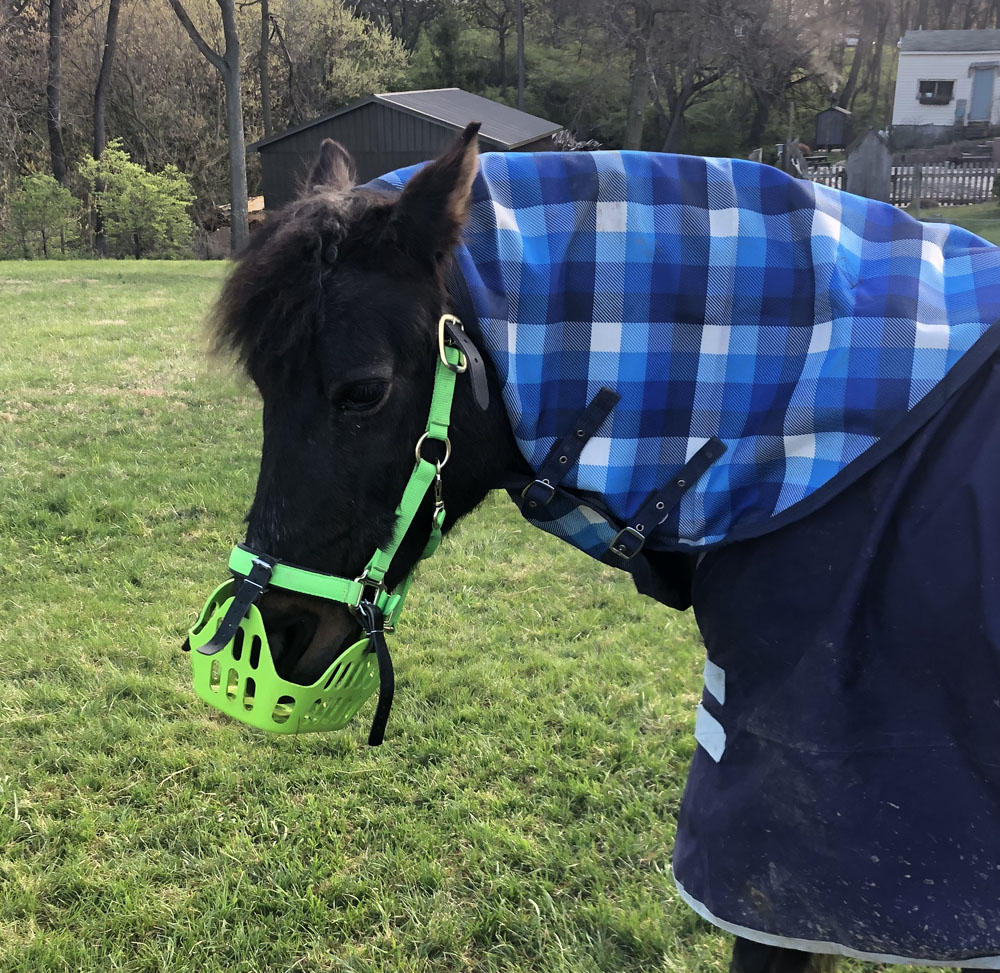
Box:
<box><xmin>255</xmin><ymin>591</ymin><xmax>365</xmax><ymax>685</ymax></box>
<box><xmin>264</xmin><ymin>611</ymin><xmax>319</xmax><ymax>681</ymax></box>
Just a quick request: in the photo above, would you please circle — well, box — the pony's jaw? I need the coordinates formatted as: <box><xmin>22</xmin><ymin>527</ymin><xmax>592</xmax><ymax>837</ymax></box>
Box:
<box><xmin>258</xmin><ymin>590</ymin><xmax>362</xmax><ymax>685</ymax></box>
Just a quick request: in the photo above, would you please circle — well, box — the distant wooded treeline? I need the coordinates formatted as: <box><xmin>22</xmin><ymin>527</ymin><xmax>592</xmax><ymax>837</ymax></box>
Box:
<box><xmin>1</xmin><ymin>0</ymin><xmax>995</xmax><ymax>243</ymax></box>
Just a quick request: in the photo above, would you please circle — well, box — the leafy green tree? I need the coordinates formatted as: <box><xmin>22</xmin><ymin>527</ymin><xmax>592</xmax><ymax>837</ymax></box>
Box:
<box><xmin>262</xmin><ymin>0</ymin><xmax>408</xmax><ymax>127</ymax></box>
<box><xmin>80</xmin><ymin>140</ymin><xmax>196</xmax><ymax>258</ymax></box>
<box><xmin>6</xmin><ymin>172</ymin><xmax>80</xmax><ymax>258</ymax></box>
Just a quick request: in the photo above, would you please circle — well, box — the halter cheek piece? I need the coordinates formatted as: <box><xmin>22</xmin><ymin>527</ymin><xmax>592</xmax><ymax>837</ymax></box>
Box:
<box><xmin>184</xmin><ymin>314</ymin><xmax>482</xmax><ymax>745</ymax></box>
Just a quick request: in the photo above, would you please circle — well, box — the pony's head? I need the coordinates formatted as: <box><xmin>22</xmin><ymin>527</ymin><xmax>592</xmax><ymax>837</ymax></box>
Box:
<box><xmin>206</xmin><ymin>124</ymin><xmax>520</xmax><ymax>694</ymax></box>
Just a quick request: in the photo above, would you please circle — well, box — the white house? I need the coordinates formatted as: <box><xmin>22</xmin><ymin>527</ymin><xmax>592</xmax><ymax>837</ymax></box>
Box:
<box><xmin>892</xmin><ymin>28</ymin><xmax>1000</xmax><ymax>147</ymax></box>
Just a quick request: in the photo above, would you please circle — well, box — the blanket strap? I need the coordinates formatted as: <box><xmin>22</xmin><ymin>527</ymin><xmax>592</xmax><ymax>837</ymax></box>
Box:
<box><xmin>610</xmin><ymin>437</ymin><xmax>727</xmax><ymax>560</ymax></box>
<box><xmin>520</xmin><ymin>388</ymin><xmax>621</xmax><ymax>508</ymax></box>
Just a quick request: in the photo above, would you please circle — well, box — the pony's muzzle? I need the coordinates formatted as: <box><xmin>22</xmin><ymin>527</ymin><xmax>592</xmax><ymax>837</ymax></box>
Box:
<box><xmin>257</xmin><ymin>590</ymin><xmax>362</xmax><ymax>684</ymax></box>
<box><xmin>186</xmin><ymin>580</ymin><xmax>377</xmax><ymax>734</ymax></box>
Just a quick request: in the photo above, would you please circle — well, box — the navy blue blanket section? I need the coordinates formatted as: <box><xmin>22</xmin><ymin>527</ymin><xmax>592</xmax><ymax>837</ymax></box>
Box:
<box><xmin>373</xmin><ymin>151</ymin><xmax>1000</xmax><ymax>562</ymax></box>
<box><xmin>678</xmin><ymin>349</ymin><xmax>1000</xmax><ymax>967</ymax></box>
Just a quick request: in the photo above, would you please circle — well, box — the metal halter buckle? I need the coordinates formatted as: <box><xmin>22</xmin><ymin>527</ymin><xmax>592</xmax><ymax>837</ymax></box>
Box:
<box><xmin>437</xmin><ymin>314</ymin><xmax>468</xmax><ymax>373</ymax></box>
<box><xmin>351</xmin><ymin>572</ymin><xmax>385</xmax><ymax>610</ymax></box>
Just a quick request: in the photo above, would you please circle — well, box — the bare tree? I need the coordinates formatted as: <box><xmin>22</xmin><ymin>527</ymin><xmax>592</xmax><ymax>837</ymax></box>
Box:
<box><xmin>167</xmin><ymin>0</ymin><xmax>248</xmax><ymax>253</ymax></box>
<box><xmin>349</xmin><ymin>0</ymin><xmax>441</xmax><ymax>51</ymax></box>
<box><xmin>259</xmin><ymin>0</ymin><xmax>272</xmax><ymax>137</ymax></box>
<box><xmin>93</xmin><ymin>0</ymin><xmax>121</xmax><ymax>256</ymax></box>
<box><xmin>838</xmin><ymin>0</ymin><xmax>878</xmax><ymax>108</ymax></box>
<box><xmin>647</xmin><ymin>0</ymin><xmax>728</xmax><ymax>153</ymax></box>
<box><xmin>47</xmin><ymin>0</ymin><xmax>67</xmax><ymax>183</ymax></box>
<box><xmin>515</xmin><ymin>0</ymin><xmax>525</xmax><ymax>109</ymax></box>
<box><xmin>621</xmin><ymin>2</ymin><xmax>655</xmax><ymax>149</ymax></box>
<box><xmin>467</xmin><ymin>0</ymin><xmax>515</xmax><ymax>92</ymax></box>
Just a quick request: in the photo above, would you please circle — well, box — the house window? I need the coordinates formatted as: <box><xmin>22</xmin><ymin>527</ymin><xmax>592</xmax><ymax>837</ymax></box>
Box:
<box><xmin>919</xmin><ymin>80</ymin><xmax>954</xmax><ymax>104</ymax></box>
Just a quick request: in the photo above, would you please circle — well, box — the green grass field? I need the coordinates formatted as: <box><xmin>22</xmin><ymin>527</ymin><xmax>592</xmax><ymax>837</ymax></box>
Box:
<box><xmin>907</xmin><ymin>199</ymin><xmax>1000</xmax><ymax>244</ymax></box>
<box><xmin>0</xmin><ymin>260</ymin><xmax>967</xmax><ymax>973</ymax></box>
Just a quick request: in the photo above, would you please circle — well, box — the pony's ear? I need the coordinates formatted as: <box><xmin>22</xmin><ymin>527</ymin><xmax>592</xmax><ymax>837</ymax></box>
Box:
<box><xmin>391</xmin><ymin>122</ymin><xmax>480</xmax><ymax>266</ymax></box>
<box><xmin>307</xmin><ymin>139</ymin><xmax>355</xmax><ymax>192</ymax></box>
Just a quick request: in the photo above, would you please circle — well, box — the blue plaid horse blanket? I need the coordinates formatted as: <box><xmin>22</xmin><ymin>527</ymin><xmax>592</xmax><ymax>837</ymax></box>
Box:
<box><xmin>374</xmin><ymin>152</ymin><xmax>1000</xmax><ymax>560</ymax></box>
<box><xmin>372</xmin><ymin>153</ymin><xmax>1000</xmax><ymax>964</ymax></box>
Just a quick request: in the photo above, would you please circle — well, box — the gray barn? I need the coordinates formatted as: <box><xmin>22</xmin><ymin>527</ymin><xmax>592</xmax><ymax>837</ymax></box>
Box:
<box><xmin>249</xmin><ymin>88</ymin><xmax>563</xmax><ymax>211</ymax></box>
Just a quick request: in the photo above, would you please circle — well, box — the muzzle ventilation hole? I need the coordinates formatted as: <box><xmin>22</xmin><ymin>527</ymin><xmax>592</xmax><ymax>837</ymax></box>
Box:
<box><xmin>322</xmin><ymin>660</ymin><xmax>348</xmax><ymax>691</ymax></box>
<box><xmin>232</xmin><ymin>629</ymin><xmax>244</xmax><ymax>662</ymax></box>
<box><xmin>272</xmin><ymin>694</ymin><xmax>296</xmax><ymax>724</ymax></box>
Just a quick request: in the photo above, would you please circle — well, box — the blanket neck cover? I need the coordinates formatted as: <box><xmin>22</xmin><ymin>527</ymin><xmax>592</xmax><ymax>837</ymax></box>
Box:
<box><xmin>372</xmin><ymin>152</ymin><xmax>1000</xmax><ymax>559</ymax></box>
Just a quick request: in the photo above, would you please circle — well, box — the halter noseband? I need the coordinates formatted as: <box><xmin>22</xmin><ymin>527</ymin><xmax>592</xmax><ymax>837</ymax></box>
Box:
<box><xmin>185</xmin><ymin>314</ymin><xmax>475</xmax><ymax>744</ymax></box>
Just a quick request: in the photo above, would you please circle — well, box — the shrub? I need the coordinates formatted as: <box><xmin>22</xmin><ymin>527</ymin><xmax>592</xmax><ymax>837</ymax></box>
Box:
<box><xmin>4</xmin><ymin>173</ymin><xmax>81</xmax><ymax>258</ymax></box>
<box><xmin>80</xmin><ymin>140</ymin><xmax>196</xmax><ymax>258</ymax></box>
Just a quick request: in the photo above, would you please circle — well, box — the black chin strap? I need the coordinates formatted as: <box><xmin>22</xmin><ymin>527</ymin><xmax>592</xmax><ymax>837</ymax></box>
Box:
<box><xmin>354</xmin><ymin>601</ymin><xmax>394</xmax><ymax>746</ymax></box>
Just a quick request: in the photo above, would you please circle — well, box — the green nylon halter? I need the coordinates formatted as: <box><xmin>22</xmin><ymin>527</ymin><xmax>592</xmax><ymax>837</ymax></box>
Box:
<box><xmin>226</xmin><ymin>336</ymin><xmax>461</xmax><ymax>623</ymax></box>
<box><xmin>186</xmin><ymin>318</ymin><xmax>467</xmax><ymax>742</ymax></box>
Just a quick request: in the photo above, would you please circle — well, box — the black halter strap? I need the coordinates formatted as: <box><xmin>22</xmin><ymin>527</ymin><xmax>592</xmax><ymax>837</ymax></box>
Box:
<box><xmin>447</xmin><ymin>262</ymin><xmax>490</xmax><ymax>411</ymax></box>
<box><xmin>354</xmin><ymin>601</ymin><xmax>395</xmax><ymax>746</ymax></box>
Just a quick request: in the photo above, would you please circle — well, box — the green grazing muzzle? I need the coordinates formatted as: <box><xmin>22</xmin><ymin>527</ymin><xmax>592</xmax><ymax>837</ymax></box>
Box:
<box><xmin>188</xmin><ymin>579</ymin><xmax>381</xmax><ymax>735</ymax></box>
<box><xmin>186</xmin><ymin>550</ymin><xmax>404</xmax><ymax>741</ymax></box>
<box><xmin>184</xmin><ymin>316</ymin><xmax>472</xmax><ymax>745</ymax></box>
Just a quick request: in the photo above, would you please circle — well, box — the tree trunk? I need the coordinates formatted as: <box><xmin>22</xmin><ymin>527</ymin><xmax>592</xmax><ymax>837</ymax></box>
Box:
<box><xmin>168</xmin><ymin>0</ymin><xmax>249</xmax><ymax>253</ymax></box>
<box><xmin>514</xmin><ymin>0</ymin><xmax>525</xmax><ymax>110</ymax></box>
<box><xmin>662</xmin><ymin>107</ymin><xmax>686</xmax><ymax>153</ymax></box>
<box><xmin>868</xmin><ymin>9</ymin><xmax>887</xmax><ymax>123</ymax></box>
<box><xmin>624</xmin><ymin>40</ymin><xmax>651</xmax><ymax>149</ymax></box>
<box><xmin>260</xmin><ymin>0</ymin><xmax>272</xmax><ymax>137</ymax></box>
<box><xmin>658</xmin><ymin>76</ymin><xmax>711</xmax><ymax>153</ymax></box>
<box><xmin>93</xmin><ymin>0</ymin><xmax>121</xmax><ymax>258</ymax></box>
<box><xmin>498</xmin><ymin>26</ymin><xmax>507</xmax><ymax>93</ymax></box>
<box><xmin>747</xmin><ymin>87</ymin><xmax>771</xmax><ymax>149</ymax></box>
<box><xmin>223</xmin><ymin>57</ymin><xmax>249</xmax><ymax>252</ymax></box>
<box><xmin>838</xmin><ymin>4</ymin><xmax>873</xmax><ymax>110</ymax></box>
<box><xmin>272</xmin><ymin>19</ymin><xmax>305</xmax><ymax>125</ymax></box>
<box><xmin>46</xmin><ymin>0</ymin><xmax>67</xmax><ymax>185</ymax></box>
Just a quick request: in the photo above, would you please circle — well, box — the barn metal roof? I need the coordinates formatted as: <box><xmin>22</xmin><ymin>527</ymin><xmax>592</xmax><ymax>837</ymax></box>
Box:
<box><xmin>249</xmin><ymin>88</ymin><xmax>562</xmax><ymax>152</ymax></box>
<box><xmin>899</xmin><ymin>28</ymin><xmax>1000</xmax><ymax>52</ymax></box>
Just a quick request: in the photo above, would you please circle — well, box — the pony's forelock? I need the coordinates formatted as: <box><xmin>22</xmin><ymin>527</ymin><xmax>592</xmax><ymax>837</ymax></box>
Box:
<box><xmin>210</xmin><ymin>188</ymin><xmax>399</xmax><ymax>381</ymax></box>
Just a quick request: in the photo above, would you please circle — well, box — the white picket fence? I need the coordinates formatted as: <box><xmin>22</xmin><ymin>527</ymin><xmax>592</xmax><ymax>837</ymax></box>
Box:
<box><xmin>808</xmin><ymin>163</ymin><xmax>999</xmax><ymax>206</ymax></box>
<box><xmin>809</xmin><ymin>166</ymin><xmax>846</xmax><ymax>193</ymax></box>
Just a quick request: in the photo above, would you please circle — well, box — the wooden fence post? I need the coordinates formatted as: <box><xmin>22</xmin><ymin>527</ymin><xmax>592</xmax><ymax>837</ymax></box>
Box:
<box><xmin>913</xmin><ymin>164</ymin><xmax>922</xmax><ymax>219</ymax></box>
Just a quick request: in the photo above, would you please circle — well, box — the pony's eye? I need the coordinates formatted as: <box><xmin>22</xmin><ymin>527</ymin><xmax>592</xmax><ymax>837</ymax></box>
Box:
<box><xmin>336</xmin><ymin>381</ymin><xmax>386</xmax><ymax>412</ymax></box>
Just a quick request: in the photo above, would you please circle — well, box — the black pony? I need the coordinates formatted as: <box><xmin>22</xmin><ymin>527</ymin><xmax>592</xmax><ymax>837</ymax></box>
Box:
<box><xmin>212</xmin><ymin>126</ymin><xmax>1000</xmax><ymax>972</ymax></box>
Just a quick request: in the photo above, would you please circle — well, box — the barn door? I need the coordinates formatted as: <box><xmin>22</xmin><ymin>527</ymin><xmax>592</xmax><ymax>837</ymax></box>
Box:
<box><xmin>969</xmin><ymin>67</ymin><xmax>995</xmax><ymax>122</ymax></box>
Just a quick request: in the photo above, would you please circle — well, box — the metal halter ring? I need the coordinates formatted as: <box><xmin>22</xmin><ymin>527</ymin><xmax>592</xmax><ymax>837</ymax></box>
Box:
<box><xmin>414</xmin><ymin>432</ymin><xmax>452</xmax><ymax>468</ymax></box>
